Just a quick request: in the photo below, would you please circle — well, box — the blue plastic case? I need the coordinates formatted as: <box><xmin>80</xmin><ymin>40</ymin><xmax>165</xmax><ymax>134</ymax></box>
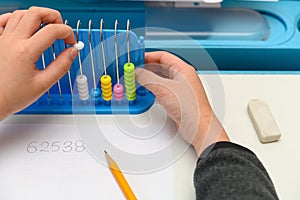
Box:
<box><xmin>1</xmin><ymin>0</ymin><xmax>299</xmax><ymax>71</ymax></box>
<box><xmin>1</xmin><ymin>0</ymin><xmax>300</xmax><ymax>115</ymax></box>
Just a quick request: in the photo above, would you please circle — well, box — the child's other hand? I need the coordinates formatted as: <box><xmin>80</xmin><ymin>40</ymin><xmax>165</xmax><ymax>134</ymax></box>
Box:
<box><xmin>0</xmin><ymin>7</ymin><xmax>77</xmax><ymax>120</ymax></box>
<box><xmin>136</xmin><ymin>51</ymin><xmax>229</xmax><ymax>155</ymax></box>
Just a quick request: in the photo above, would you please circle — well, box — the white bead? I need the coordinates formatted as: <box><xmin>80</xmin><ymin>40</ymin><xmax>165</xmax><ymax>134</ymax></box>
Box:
<box><xmin>76</xmin><ymin>75</ymin><xmax>89</xmax><ymax>101</ymax></box>
<box><xmin>73</xmin><ymin>41</ymin><xmax>85</xmax><ymax>51</ymax></box>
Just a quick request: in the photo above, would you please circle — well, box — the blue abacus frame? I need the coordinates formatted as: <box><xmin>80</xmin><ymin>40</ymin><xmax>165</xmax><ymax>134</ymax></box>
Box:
<box><xmin>18</xmin><ymin>29</ymin><xmax>155</xmax><ymax>115</ymax></box>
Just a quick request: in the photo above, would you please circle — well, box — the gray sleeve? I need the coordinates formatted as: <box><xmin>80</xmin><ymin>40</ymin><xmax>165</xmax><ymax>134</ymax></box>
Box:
<box><xmin>193</xmin><ymin>142</ymin><xmax>279</xmax><ymax>200</ymax></box>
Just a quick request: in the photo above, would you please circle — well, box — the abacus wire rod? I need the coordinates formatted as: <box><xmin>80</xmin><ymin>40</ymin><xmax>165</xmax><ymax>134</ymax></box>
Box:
<box><xmin>76</xmin><ymin>20</ymin><xmax>83</xmax><ymax>76</ymax></box>
<box><xmin>88</xmin><ymin>20</ymin><xmax>97</xmax><ymax>90</ymax></box>
<box><xmin>51</xmin><ymin>44</ymin><xmax>62</xmax><ymax>98</ymax></box>
<box><xmin>41</xmin><ymin>52</ymin><xmax>51</xmax><ymax>98</ymax></box>
<box><xmin>100</xmin><ymin>19</ymin><xmax>107</xmax><ymax>75</ymax></box>
<box><xmin>126</xmin><ymin>19</ymin><xmax>131</xmax><ymax>64</ymax></box>
<box><xmin>114</xmin><ymin>20</ymin><xmax>120</xmax><ymax>84</ymax></box>
<box><xmin>40</xmin><ymin>23</ymin><xmax>51</xmax><ymax>98</ymax></box>
<box><xmin>64</xmin><ymin>19</ymin><xmax>73</xmax><ymax>96</ymax></box>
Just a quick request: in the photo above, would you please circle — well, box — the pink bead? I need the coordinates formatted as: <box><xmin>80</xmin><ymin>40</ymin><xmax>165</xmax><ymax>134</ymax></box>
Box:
<box><xmin>113</xmin><ymin>84</ymin><xmax>124</xmax><ymax>101</ymax></box>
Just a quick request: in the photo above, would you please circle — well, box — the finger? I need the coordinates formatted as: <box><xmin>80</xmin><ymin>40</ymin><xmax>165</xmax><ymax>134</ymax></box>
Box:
<box><xmin>144</xmin><ymin>63</ymin><xmax>177</xmax><ymax>79</ymax></box>
<box><xmin>2</xmin><ymin>10</ymin><xmax>27</xmax><ymax>35</ymax></box>
<box><xmin>28</xmin><ymin>24</ymin><xmax>75</xmax><ymax>61</ymax></box>
<box><xmin>34</xmin><ymin>47</ymin><xmax>77</xmax><ymax>93</ymax></box>
<box><xmin>145</xmin><ymin>51</ymin><xmax>195</xmax><ymax>79</ymax></box>
<box><xmin>135</xmin><ymin>68</ymin><xmax>170</xmax><ymax>95</ymax></box>
<box><xmin>0</xmin><ymin>13</ymin><xmax>11</xmax><ymax>36</ymax></box>
<box><xmin>0</xmin><ymin>13</ymin><xmax>12</xmax><ymax>35</ymax></box>
<box><xmin>16</xmin><ymin>7</ymin><xmax>63</xmax><ymax>38</ymax></box>
<box><xmin>136</xmin><ymin>68</ymin><xmax>181</xmax><ymax>124</ymax></box>
<box><xmin>0</xmin><ymin>13</ymin><xmax>11</xmax><ymax>25</ymax></box>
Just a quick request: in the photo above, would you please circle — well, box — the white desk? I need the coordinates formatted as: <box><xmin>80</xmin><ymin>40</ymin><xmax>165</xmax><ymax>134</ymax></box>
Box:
<box><xmin>220</xmin><ymin>74</ymin><xmax>300</xmax><ymax>200</ymax></box>
<box><xmin>0</xmin><ymin>74</ymin><xmax>299</xmax><ymax>199</ymax></box>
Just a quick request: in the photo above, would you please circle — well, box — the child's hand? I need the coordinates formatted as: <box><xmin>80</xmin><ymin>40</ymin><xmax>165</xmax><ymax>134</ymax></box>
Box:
<box><xmin>136</xmin><ymin>51</ymin><xmax>229</xmax><ymax>156</ymax></box>
<box><xmin>0</xmin><ymin>7</ymin><xmax>77</xmax><ymax>120</ymax></box>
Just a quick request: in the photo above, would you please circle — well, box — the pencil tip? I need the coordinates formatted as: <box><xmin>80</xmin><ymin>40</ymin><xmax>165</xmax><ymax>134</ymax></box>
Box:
<box><xmin>104</xmin><ymin>150</ymin><xmax>107</xmax><ymax>154</ymax></box>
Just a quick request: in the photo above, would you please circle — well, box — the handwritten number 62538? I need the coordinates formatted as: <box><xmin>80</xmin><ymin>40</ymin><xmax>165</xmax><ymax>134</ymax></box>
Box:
<box><xmin>27</xmin><ymin>140</ymin><xmax>85</xmax><ymax>153</ymax></box>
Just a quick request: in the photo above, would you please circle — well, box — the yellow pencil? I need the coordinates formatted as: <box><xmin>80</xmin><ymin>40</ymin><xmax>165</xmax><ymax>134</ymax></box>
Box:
<box><xmin>104</xmin><ymin>151</ymin><xmax>137</xmax><ymax>200</ymax></box>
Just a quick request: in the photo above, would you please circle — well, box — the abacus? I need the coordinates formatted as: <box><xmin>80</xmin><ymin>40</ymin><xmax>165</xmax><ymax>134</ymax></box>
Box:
<box><xmin>18</xmin><ymin>19</ymin><xmax>155</xmax><ymax>115</ymax></box>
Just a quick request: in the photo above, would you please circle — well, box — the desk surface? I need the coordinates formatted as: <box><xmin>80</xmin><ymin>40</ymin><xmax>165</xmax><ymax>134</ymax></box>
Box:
<box><xmin>220</xmin><ymin>74</ymin><xmax>300</xmax><ymax>200</ymax></box>
<box><xmin>0</xmin><ymin>74</ymin><xmax>299</xmax><ymax>199</ymax></box>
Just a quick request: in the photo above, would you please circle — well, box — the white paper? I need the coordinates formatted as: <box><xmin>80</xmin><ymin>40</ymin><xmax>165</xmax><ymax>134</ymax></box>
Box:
<box><xmin>0</xmin><ymin>111</ymin><xmax>177</xmax><ymax>200</ymax></box>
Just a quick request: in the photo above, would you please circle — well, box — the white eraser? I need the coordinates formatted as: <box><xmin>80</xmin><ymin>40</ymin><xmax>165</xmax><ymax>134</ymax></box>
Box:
<box><xmin>73</xmin><ymin>41</ymin><xmax>84</xmax><ymax>50</ymax></box>
<box><xmin>248</xmin><ymin>99</ymin><xmax>281</xmax><ymax>143</ymax></box>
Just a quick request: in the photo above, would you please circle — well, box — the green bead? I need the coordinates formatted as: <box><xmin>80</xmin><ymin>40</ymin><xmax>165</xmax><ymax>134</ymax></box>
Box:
<box><xmin>124</xmin><ymin>62</ymin><xmax>136</xmax><ymax>101</ymax></box>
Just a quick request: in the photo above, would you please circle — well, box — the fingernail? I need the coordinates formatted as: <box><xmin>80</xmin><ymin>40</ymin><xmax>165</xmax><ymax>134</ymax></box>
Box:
<box><xmin>70</xmin><ymin>47</ymin><xmax>78</xmax><ymax>60</ymax></box>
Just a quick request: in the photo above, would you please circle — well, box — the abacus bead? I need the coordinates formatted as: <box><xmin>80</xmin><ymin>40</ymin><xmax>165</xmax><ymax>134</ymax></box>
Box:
<box><xmin>124</xmin><ymin>63</ymin><xmax>136</xmax><ymax>101</ymax></box>
<box><xmin>124</xmin><ymin>63</ymin><xmax>135</xmax><ymax>72</ymax></box>
<box><xmin>101</xmin><ymin>75</ymin><xmax>113</xmax><ymax>101</ymax></box>
<box><xmin>113</xmin><ymin>84</ymin><xmax>124</xmax><ymax>101</ymax></box>
<box><xmin>76</xmin><ymin>75</ymin><xmax>89</xmax><ymax>101</ymax></box>
<box><xmin>73</xmin><ymin>41</ymin><xmax>85</xmax><ymax>50</ymax></box>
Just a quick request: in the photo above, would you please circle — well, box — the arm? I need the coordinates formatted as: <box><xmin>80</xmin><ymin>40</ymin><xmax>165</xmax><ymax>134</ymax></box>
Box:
<box><xmin>194</xmin><ymin>142</ymin><xmax>279</xmax><ymax>199</ymax></box>
<box><xmin>135</xmin><ymin>51</ymin><xmax>278</xmax><ymax>199</ymax></box>
<box><xmin>0</xmin><ymin>7</ymin><xmax>77</xmax><ymax>121</ymax></box>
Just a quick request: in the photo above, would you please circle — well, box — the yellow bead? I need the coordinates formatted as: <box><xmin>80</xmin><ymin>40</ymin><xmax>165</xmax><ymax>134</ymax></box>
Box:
<box><xmin>100</xmin><ymin>75</ymin><xmax>112</xmax><ymax>101</ymax></box>
<box><xmin>101</xmin><ymin>75</ymin><xmax>111</xmax><ymax>84</ymax></box>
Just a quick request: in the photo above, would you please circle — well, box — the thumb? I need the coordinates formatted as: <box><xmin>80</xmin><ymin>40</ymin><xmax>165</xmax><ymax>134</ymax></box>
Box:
<box><xmin>135</xmin><ymin>67</ymin><xmax>169</xmax><ymax>96</ymax></box>
<box><xmin>35</xmin><ymin>47</ymin><xmax>77</xmax><ymax>92</ymax></box>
